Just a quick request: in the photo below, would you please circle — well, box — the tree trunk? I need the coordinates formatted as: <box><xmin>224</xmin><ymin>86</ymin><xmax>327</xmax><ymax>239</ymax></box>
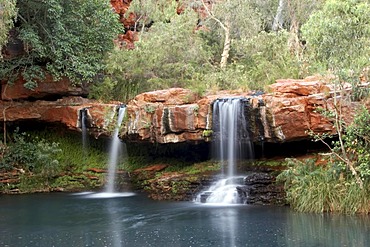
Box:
<box><xmin>220</xmin><ymin>18</ymin><xmax>231</xmax><ymax>70</ymax></box>
<box><xmin>272</xmin><ymin>0</ymin><xmax>286</xmax><ymax>31</ymax></box>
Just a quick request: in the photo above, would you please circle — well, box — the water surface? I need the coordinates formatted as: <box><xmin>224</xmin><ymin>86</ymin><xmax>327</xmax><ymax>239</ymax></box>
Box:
<box><xmin>1</xmin><ymin>193</ymin><xmax>369</xmax><ymax>247</ymax></box>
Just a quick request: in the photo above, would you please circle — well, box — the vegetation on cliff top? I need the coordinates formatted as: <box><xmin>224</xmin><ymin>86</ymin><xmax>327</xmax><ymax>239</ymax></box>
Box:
<box><xmin>0</xmin><ymin>0</ymin><xmax>121</xmax><ymax>89</ymax></box>
<box><xmin>1</xmin><ymin>0</ymin><xmax>369</xmax><ymax>101</ymax></box>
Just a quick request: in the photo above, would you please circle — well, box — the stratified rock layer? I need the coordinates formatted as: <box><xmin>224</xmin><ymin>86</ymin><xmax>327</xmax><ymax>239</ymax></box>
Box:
<box><xmin>0</xmin><ymin>76</ymin><xmax>360</xmax><ymax>143</ymax></box>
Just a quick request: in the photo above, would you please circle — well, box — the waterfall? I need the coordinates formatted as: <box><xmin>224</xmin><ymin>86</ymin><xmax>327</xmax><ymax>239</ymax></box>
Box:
<box><xmin>105</xmin><ymin>105</ymin><xmax>126</xmax><ymax>193</ymax></box>
<box><xmin>197</xmin><ymin>98</ymin><xmax>254</xmax><ymax>204</ymax></box>
<box><xmin>80</xmin><ymin>108</ymin><xmax>89</xmax><ymax>159</ymax></box>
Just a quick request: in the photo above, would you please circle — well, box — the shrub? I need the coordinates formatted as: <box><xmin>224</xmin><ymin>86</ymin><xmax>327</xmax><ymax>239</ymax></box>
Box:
<box><xmin>277</xmin><ymin>158</ymin><xmax>370</xmax><ymax>214</ymax></box>
<box><xmin>0</xmin><ymin>130</ymin><xmax>61</xmax><ymax>178</ymax></box>
<box><xmin>1</xmin><ymin>0</ymin><xmax>121</xmax><ymax>88</ymax></box>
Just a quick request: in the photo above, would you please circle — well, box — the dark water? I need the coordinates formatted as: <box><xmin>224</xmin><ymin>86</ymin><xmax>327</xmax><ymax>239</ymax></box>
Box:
<box><xmin>1</xmin><ymin>193</ymin><xmax>369</xmax><ymax>247</ymax></box>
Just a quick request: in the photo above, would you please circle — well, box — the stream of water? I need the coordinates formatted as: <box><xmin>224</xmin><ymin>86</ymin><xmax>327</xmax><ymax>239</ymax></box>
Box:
<box><xmin>1</xmin><ymin>193</ymin><xmax>369</xmax><ymax>247</ymax></box>
<box><xmin>197</xmin><ymin>98</ymin><xmax>254</xmax><ymax>204</ymax></box>
<box><xmin>105</xmin><ymin>106</ymin><xmax>126</xmax><ymax>194</ymax></box>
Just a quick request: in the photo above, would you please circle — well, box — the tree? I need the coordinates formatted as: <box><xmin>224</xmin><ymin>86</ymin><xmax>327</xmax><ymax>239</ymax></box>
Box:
<box><xmin>93</xmin><ymin>9</ymin><xmax>212</xmax><ymax>102</ymax></box>
<box><xmin>124</xmin><ymin>0</ymin><xmax>179</xmax><ymax>34</ymax></box>
<box><xmin>301</xmin><ymin>0</ymin><xmax>370</xmax><ymax>75</ymax></box>
<box><xmin>0</xmin><ymin>0</ymin><xmax>17</xmax><ymax>56</ymax></box>
<box><xmin>193</xmin><ymin>0</ymin><xmax>262</xmax><ymax>69</ymax></box>
<box><xmin>0</xmin><ymin>0</ymin><xmax>122</xmax><ymax>89</ymax></box>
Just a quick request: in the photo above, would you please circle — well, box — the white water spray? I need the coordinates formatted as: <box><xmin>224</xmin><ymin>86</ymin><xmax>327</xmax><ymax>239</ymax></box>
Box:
<box><xmin>80</xmin><ymin>108</ymin><xmax>89</xmax><ymax>158</ymax></box>
<box><xmin>105</xmin><ymin>106</ymin><xmax>126</xmax><ymax>193</ymax></box>
<box><xmin>197</xmin><ymin>98</ymin><xmax>253</xmax><ymax>204</ymax></box>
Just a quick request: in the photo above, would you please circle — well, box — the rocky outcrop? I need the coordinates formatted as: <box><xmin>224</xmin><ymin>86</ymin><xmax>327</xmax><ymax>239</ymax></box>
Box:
<box><xmin>1</xmin><ymin>73</ymin><xmax>85</xmax><ymax>100</ymax></box>
<box><xmin>0</xmin><ymin>96</ymin><xmax>119</xmax><ymax>137</ymax></box>
<box><xmin>1</xmin><ymin>76</ymin><xmax>360</xmax><ymax>143</ymax></box>
<box><xmin>123</xmin><ymin>76</ymin><xmax>358</xmax><ymax>143</ymax></box>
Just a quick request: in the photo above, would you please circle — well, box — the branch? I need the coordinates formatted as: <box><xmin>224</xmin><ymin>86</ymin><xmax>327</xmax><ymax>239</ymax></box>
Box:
<box><xmin>200</xmin><ymin>0</ymin><xmax>227</xmax><ymax>32</ymax></box>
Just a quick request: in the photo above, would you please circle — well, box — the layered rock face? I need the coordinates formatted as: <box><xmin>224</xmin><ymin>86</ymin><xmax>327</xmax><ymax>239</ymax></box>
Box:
<box><xmin>123</xmin><ymin>76</ymin><xmax>357</xmax><ymax>143</ymax></box>
<box><xmin>0</xmin><ymin>75</ymin><xmax>358</xmax><ymax>143</ymax></box>
<box><xmin>1</xmin><ymin>76</ymin><xmax>119</xmax><ymax>136</ymax></box>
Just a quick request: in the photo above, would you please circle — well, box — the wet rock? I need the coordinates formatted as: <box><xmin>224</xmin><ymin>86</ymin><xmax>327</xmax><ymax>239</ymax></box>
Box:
<box><xmin>236</xmin><ymin>173</ymin><xmax>286</xmax><ymax>205</ymax></box>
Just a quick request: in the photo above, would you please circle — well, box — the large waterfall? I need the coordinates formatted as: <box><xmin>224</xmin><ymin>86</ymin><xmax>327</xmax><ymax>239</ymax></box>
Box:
<box><xmin>197</xmin><ymin>98</ymin><xmax>254</xmax><ymax>204</ymax></box>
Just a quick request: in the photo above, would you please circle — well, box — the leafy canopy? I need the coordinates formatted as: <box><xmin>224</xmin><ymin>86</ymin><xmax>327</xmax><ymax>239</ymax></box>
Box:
<box><xmin>92</xmin><ymin>9</ymin><xmax>213</xmax><ymax>102</ymax></box>
<box><xmin>1</xmin><ymin>0</ymin><xmax>121</xmax><ymax>89</ymax></box>
<box><xmin>302</xmin><ymin>0</ymin><xmax>370</xmax><ymax>73</ymax></box>
<box><xmin>0</xmin><ymin>0</ymin><xmax>17</xmax><ymax>56</ymax></box>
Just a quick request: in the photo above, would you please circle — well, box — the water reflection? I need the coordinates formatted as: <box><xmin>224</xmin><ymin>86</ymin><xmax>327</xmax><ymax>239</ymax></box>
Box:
<box><xmin>212</xmin><ymin>208</ymin><xmax>237</xmax><ymax>247</ymax></box>
<box><xmin>283</xmin><ymin>211</ymin><xmax>370</xmax><ymax>247</ymax></box>
<box><xmin>1</xmin><ymin>194</ymin><xmax>370</xmax><ymax>247</ymax></box>
<box><xmin>106</xmin><ymin>199</ymin><xmax>123</xmax><ymax>247</ymax></box>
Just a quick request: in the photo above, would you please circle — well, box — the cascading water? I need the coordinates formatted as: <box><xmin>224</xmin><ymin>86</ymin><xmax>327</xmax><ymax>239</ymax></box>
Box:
<box><xmin>105</xmin><ymin>105</ymin><xmax>126</xmax><ymax>193</ymax></box>
<box><xmin>197</xmin><ymin>98</ymin><xmax>254</xmax><ymax>204</ymax></box>
<box><xmin>80</xmin><ymin>108</ymin><xmax>89</xmax><ymax>158</ymax></box>
<box><xmin>75</xmin><ymin>105</ymin><xmax>134</xmax><ymax>199</ymax></box>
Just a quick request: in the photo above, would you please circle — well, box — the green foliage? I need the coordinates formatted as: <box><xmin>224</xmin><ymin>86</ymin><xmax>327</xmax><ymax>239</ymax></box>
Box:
<box><xmin>0</xmin><ymin>130</ymin><xmax>61</xmax><ymax>181</ymax></box>
<box><xmin>342</xmin><ymin>107</ymin><xmax>370</xmax><ymax>179</ymax></box>
<box><xmin>1</xmin><ymin>0</ymin><xmax>121</xmax><ymax>88</ymax></box>
<box><xmin>230</xmin><ymin>30</ymin><xmax>302</xmax><ymax>90</ymax></box>
<box><xmin>277</xmin><ymin>158</ymin><xmax>370</xmax><ymax>214</ymax></box>
<box><xmin>279</xmin><ymin>108</ymin><xmax>370</xmax><ymax>214</ymax></box>
<box><xmin>301</xmin><ymin>0</ymin><xmax>370</xmax><ymax>74</ymax></box>
<box><xmin>164</xmin><ymin>161</ymin><xmax>221</xmax><ymax>174</ymax></box>
<box><xmin>197</xmin><ymin>30</ymin><xmax>302</xmax><ymax>91</ymax></box>
<box><xmin>0</xmin><ymin>0</ymin><xmax>17</xmax><ymax>55</ymax></box>
<box><xmin>0</xmin><ymin>129</ymin><xmax>113</xmax><ymax>193</ymax></box>
<box><xmin>32</xmin><ymin>130</ymin><xmax>109</xmax><ymax>171</ymax></box>
<box><xmin>98</xmin><ymin>9</ymin><xmax>213</xmax><ymax>101</ymax></box>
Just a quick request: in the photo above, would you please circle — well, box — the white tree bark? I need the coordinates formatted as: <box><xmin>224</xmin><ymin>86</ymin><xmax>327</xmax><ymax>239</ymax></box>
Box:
<box><xmin>272</xmin><ymin>0</ymin><xmax>286</xmax><ymax>31</ymax></box>
<box><xmin>200</xmin><ymin>0</ymin><xmax>231</xmax><ymax>69</ymax></box>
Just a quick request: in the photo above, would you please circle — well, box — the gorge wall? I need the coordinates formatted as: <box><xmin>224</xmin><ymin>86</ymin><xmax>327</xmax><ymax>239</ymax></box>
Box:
<box><xmin>0</xmin><ymin>75</ymin><xmax>357</xmax><ymax>145</ymax></box>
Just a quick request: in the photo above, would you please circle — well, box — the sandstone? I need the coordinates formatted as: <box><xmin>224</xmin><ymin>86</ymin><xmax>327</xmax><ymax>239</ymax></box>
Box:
<box><xmin>1</xmin><ymin>76</ymin><xmax>361</xmax><ymax>144</ymax></box>
<box><xmin>1</xmin><ymin>73</ymin><xmax>85</xmax><ymax>100</ymax></box>
<box><xmin>134</xmin><ymin>88</ymin><xmax>198</xmax><ymax>104</ymax></box>
<box><xmin>0</xmin><ymin>97</ymin><xmax>118</xmax><ymax>136</ymax></box>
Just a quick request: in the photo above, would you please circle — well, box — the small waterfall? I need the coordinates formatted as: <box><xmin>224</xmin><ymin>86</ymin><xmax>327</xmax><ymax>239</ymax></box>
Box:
<box><xmin>105</xmin><ymin>105</ymin><xmax>126</xmax><ymax>193</ymax></box>
<box><xmin>80</xmin><ymin>108</ymin><xmax>89</xmax><ymax>158</ymax></box>
<box><xmin>197</xmin><ymin>98</ymin><xmax>254</xmax><ymax>204</ymax></box>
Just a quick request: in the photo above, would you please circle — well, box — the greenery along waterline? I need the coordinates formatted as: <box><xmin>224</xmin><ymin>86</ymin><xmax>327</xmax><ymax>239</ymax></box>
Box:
<box><xmin>277</xmin><ymin>107</ymin><xmax>370</xmax><ymax>214</ymax></box>
<box><xmin>0</xmin><ymin>129</ymin><xmax>217</xmax><ymax>194</ymax></box>
<box><xmin>0</xmin><ymin>130</ymin><xmax>111</xmax><ymax>193</ymax></box>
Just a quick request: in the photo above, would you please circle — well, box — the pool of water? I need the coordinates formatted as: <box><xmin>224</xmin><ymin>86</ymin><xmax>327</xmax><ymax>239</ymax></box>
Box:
<box><xmin>1</xmin><ymin>193</ymin><xmax>369</xmax><ymax>247</ymax></box>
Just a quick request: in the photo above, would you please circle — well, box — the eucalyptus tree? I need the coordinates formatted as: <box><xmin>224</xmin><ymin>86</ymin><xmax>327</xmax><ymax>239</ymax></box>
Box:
<box><xmin>0</xmin><ymin>0</ymin><xmax>121</xmax><ymax>89</ymax></box>
<box><xmin>301</xmin><ymin>0</ymin><xmax>370</xmax><ymax>190</ymax></box>
<box><xmin>190</xmin><ymin>0</ymin><xmax>263</xmax><ymax>69</ymax></box>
